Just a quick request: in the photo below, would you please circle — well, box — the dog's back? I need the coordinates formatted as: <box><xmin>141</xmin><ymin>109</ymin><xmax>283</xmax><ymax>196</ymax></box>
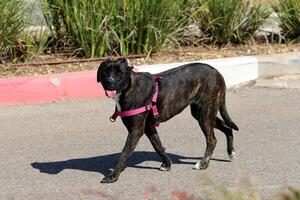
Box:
<box><xmin>155</xmin><ymin>63</ymin><xmax>226</xmax><ymax>122</ymax></box>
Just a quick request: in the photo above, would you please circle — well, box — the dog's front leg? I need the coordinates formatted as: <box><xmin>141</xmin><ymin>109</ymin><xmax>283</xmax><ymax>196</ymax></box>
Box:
<box><xmin>101</xmin><ymin>129</ymin><xmax>143</xmax><ymax>183</ymax></box>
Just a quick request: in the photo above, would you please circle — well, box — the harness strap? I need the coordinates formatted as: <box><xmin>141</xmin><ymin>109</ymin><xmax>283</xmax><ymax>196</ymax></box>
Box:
<box><xmin>109</xmin><ymin>75</ymin><xmax>162</xmax><ymax>127</ymax></box>
<box><xmin>151</xmin><ymin>76</ymin><xmax>163</xmax><ymax>126</ymax></box>
<box><xmin>109</xmin><ymin>104</ymin><xmax>152</xmax><ymax>122</ymax></box>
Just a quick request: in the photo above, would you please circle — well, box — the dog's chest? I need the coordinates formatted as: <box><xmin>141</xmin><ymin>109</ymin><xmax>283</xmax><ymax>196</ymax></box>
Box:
<box><xmin>113</xmin><ymin>94</ymin><xmax>121</xmax><ymax>111</ymax></box>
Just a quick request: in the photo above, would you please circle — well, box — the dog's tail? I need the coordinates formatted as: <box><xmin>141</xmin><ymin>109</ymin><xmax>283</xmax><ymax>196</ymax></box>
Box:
<box><xmin>219</xmin><ymin>95</ymin><xmax>239</xmax><ymax>131</ymax></box>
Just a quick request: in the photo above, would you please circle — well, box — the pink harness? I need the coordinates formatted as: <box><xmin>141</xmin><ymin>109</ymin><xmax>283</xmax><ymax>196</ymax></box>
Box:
<box><xmin>109</xmin><ymin>76</ymin><xmax>162</xmax><ymax>127</ymax></box>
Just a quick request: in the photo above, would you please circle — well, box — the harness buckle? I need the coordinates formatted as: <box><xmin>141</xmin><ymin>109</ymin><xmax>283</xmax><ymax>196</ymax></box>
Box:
<box><xmin>145</xmin><ymin>104</ymin><xmax>152</xmax><ymax>111</ymax></box>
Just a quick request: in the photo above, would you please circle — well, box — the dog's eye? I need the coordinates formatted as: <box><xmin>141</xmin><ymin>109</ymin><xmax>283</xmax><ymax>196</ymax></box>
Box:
<box><xmin>116</xmin><ymin>70</ymin><xmax>123</xmax><ymax>75</ymax></box>
<box><xmin>103</xmin><ymin>70</ymin><xmax>109</xmax><ymax>75</ymax></box>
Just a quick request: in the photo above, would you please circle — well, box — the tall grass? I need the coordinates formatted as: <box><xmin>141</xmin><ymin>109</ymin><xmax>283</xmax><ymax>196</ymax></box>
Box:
<box><xmin>40</xmin><ymin>0</ymin><xmax>69</xmax><ymax>49</ymax></box>
<box><xmin>39</xmin><ymin>0</ymin><xmax>285</xmax><ymax>58</ymax></box>
<box><xmin>0</xmin><ymin>0</ymin><xmax>27</xmax><ymax>63</ymax></box>
<box><xmin>273</xmin><ymin>0</ymin><xmax>300</xmax><ymax>41</ymax></box>
<box><xmin>41</xmin><ymin>0</ymin><xmax>189</xmax><ymax>58</ymax></box>
<box><xmin>192</xmin><ymin>0</ymin><xmax>271</xmax><ymax>44</ymax></box>
<box><xmin>108</xmin><ymin>0</ymin><xmax>189</xmax><ymax>55</ymax></box>
<box><xmin>18</xmin><ymin>28</ymin><xmax>52</xmax><ymax>62</ymax></box>
<box><xmin>62</xmin><ymin>0</ymin><xmax>112</xmax><ymax>57</ymax></box>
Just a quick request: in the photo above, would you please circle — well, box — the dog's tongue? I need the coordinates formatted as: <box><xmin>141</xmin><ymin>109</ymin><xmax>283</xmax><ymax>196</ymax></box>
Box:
<box><xmin>105</xmin><ymin>90</ymin><xmax>117</xmax><ymax>98</ymax></box>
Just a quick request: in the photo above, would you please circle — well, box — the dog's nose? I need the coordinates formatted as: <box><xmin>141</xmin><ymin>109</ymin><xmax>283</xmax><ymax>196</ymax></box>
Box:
<box><xmin>106</xmin><ymin>78</ymin><xmax>114</xmax><ymax>84</ymax></box>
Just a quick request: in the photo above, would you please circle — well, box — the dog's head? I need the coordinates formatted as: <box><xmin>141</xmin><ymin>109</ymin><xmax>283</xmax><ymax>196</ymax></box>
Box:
<box><xmin>97</xmin><ymin>58</ymin><xmax>134</xmax><ymax>98</ymax></box>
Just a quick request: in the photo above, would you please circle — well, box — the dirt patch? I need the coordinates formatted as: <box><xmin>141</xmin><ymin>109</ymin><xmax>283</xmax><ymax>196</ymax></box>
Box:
<box><xmin>1</xmin><ymin>43</ymin><xmax>299</xmax><ymax>78</ymax></box>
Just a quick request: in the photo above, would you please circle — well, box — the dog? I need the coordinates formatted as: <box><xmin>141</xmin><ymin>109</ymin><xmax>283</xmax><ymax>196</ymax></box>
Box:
<box><xmin>97</xmin><ymin>58</ymin><xmax>238</xmax><ymax>183</ymax></box>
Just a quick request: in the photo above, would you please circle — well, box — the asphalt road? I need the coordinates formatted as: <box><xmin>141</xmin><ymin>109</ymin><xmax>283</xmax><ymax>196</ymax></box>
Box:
<box><xmin>1</xmin><ymin>86</ymin><xmax>300</xmax><ymax>200</ymax></box>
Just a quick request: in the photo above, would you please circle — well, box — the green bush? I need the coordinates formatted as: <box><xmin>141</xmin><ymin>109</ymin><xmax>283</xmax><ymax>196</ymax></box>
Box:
<box><xmin>17</xmin><ymin>28</ymin><xmax>52</xmax><ymax>62</ymax></box>
<box><xmin>0</xmin><ymin>0</ymin><xmax>26</xmax><ymax>63</ymax></box>
<box><xmin>192</xmin><ymin>0</ymin><xmax>271</xmax><ymax>44</ymax></box>
<box><xmin>40</xmin><ymin>0</ymin><xmax>274</xmax><ymax>58</ymax></box>
<box><xmin>273</xmin><ymin>0</ymin><xmax>300</xmax><ymax>41</ymax></box>
<box><xmin>41</xmin><ymin>0</ymin><xmax>189</xmax><ymax>57</ymax></box>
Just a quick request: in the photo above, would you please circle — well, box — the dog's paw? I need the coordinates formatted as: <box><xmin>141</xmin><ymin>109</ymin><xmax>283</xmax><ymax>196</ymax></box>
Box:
<box><xmin>192</xmin><ymin>161</ymin><xmax>208</xmax><ymax>170</ymax></box>
<box><xmin>192</xmin><ymin>161</ymin><xmax>201</xmax><ymax>170</ymax></box>
<box><xmin>101</xmin><ymin>175</ymin><xmax>118</xmax><ymax>183</ymax></box>
<box><xmin>228</xmin><ymin>151</ymin><xmax>236</xmax><ymax>161</ymax></box>
<box><xmin>159</xmin><ymin>162</ymin><xmax>171</xmax><ymax>171</ymax></box>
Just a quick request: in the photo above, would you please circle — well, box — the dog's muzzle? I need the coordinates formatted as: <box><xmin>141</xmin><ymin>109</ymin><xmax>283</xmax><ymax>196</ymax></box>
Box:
<box><xmin>105</xmin><ymin>90</ymin><xmax>118</xmax><ymax>98</ymax></box>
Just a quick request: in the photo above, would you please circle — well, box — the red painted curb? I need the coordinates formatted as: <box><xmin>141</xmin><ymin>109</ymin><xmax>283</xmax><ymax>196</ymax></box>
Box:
<box><xmin>0</xmin><ymin>70</ymin><xmax>105</xmax><ymax>105</ymax></box>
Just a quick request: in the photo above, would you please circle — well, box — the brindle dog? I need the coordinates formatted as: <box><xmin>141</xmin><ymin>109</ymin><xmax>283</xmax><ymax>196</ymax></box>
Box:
<box><xmin>97</xmin><ymin>58</ymin><xmax>238</xmax><ymax>183</ymax></box>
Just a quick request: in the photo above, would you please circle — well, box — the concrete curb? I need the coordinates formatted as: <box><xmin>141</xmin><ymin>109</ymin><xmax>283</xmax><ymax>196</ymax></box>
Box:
<box><xmin>0</xmin><ymin>52</ymin><xmax>299</xmax><ymax>105</ymax></box>
<box><xmin>0</xmin><ymin>71</ymin><xmax>105</xmax><ymax>105</ymax></box>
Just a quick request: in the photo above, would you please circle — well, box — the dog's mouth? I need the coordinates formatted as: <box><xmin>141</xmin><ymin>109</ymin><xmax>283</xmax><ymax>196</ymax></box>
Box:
<box><xmin>105</xmin><ymin>90</ymin><xmax>118</xmax><ymax>98</ymax></box>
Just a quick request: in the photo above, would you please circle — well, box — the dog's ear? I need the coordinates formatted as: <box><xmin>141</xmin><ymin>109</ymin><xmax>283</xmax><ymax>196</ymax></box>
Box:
<box><xmin>125</xmin><ymin>58</ymin><xmax>134</xmax><ymax>69</ymax></box>
<box><xmin>118</xmin><ymin>58</ymin><xmax>134</xmax><ymax>73</ymax></box>
<box><xmin>97</xmin><ymin>59</ymin><xmax>111</xmax><ymax>83</ymax></box>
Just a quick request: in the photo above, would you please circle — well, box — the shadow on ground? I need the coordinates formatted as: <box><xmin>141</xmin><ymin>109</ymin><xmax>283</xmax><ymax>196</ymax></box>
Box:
<box><xmin>31</xmin><ymin>151</ymin><xmax>230</xmax><ymax>176</ymax></box>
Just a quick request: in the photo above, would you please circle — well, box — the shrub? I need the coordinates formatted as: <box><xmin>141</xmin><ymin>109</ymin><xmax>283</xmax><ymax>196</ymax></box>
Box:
<box><xmin>40</xmin><ymin>0</ymin><xmax>189</xmax><ymax>57</ymax></box>
<box><xmin>192</xmin><ymin>0</ymin><xmax>271</xmax><ymax>44</ymax></box>
<box><xmin>17</xmin><ymin>28</ymin><xmax>52</xmax><ymax>62</ymax></box>
<box><xmin>273</xmin><ymin>0</ymin><xmax>300</xmax><ymax>41</ymax></box>
<box><xmin>0</xmin><ymin>0</ymin><xmax>26</xmax><ymax>63</ymax></box>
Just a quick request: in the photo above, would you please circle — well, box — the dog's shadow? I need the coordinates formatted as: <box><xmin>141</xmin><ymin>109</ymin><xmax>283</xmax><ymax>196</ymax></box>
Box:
<box><xmin>31</xmin><ymin>151</ymin><xmax>230</xmax><ymax>176</ymax></box>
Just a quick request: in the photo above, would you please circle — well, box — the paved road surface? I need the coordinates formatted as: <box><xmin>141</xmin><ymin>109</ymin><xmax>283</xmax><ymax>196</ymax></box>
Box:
<box><xmin>1</xmin><ymin>86</ymin><xmax>300</xmax><ymax>200</ymax></box>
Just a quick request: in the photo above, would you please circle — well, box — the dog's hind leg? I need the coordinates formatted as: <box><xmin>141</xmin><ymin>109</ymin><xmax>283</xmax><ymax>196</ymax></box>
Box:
<box><xmin>190</xmin><ymin>103</ymin><xmax>217</xmax><ymax>170</ymax></box>
<box><xmin>214</xmin><ymin>117</ymin><xmax>236</xmax><ymax>160</ymax></box>
<box><xmin>145</xmin><ymin>125</ymin><xmax>172</xmax><ymax>171</ymax></box>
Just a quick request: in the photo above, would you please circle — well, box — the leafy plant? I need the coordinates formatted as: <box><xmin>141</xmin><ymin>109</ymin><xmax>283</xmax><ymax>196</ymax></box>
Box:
<box><xmin>40</xmin><ymin>0</ymin><xmax>189</xmax><ymax>57</ymax></box>
<box><xmin>109</xmin><ymin>0</ymin><xmax>190</xmax><ymax>55</ymax></box>
<box><xmin>273</xmin><ymin>0</ymin><xmax>300</xmax><ymax>41</ymax></box>
<box><xmin>18</xmin><ymin>27</ymin><xmax>52</xmax><ymax>62</ymax></box>
<box><xmin>0</xmin><ymin>0</ymin><xmax>27</xmax><ymax>63</ymax></box>
<box><xmin>192</xmin><ymin>0</ymin><xmax>271</xmax><ymax>44</ymax></box>
<box><xmin>40</xmin><ymin>0</ymin><xmax>69</xmax><ymax>50</ymax></box>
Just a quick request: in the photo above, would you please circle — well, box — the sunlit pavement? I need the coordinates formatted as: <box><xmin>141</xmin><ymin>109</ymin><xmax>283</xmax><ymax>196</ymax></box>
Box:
<box><xmin>1</xmin><ymin>86</ymin><xmax>300</xmax><ymax>200</ymax></box>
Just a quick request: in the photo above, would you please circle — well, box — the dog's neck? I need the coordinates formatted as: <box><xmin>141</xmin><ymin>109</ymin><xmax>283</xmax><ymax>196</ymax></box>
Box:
<box><xmin>115</xmin><ymin>72</ymin><xmax>154</xmax><ymax>112</ymax></box>
<box><xmin>112</xmin><ymin>71</ymin><xmax>137</xmax><ymax>112</ymax></box>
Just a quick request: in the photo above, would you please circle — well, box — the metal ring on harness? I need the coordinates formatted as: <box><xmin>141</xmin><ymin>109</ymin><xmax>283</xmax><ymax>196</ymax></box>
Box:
<box><xmin>109</xmin><ymin>117</ymin><xmax>116</xmax><ymax>122</ymax></box>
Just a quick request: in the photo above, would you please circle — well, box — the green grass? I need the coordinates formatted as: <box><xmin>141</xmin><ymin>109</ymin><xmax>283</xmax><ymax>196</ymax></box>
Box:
<box><xmin>191</xmin><ymin>0</ymin><xmax>271</xmax><ymax>44</ymax></box>
<box><xmin>40</xmin><ymin>0</ymin><xmax>189</xmax><ymax>58</ymax></box>
<box><xmin>39</xmin><ymin>0</ymin><xmax>278</xmax><ymax>58</ymax></box>
<box><xmin>0</xmin><ymin>0</ymin><xmax>27</xmax><ymax>63</ymax></box>
<box><xmin>1</xmin><ymin>0</ymin><xmax>299</xmax><ymax>63</ymax></box>
<box><xmin>18</xmin><ymin>28</ymin><xmax>52</xmax><ymax>62</ymax></box>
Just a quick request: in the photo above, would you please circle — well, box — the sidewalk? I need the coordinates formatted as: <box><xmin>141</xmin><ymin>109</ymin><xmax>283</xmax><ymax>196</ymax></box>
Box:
<box><xmin>256</xmin><ymin>74</ymin><xmax>300</xmax><ymax>89</ymax></box>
